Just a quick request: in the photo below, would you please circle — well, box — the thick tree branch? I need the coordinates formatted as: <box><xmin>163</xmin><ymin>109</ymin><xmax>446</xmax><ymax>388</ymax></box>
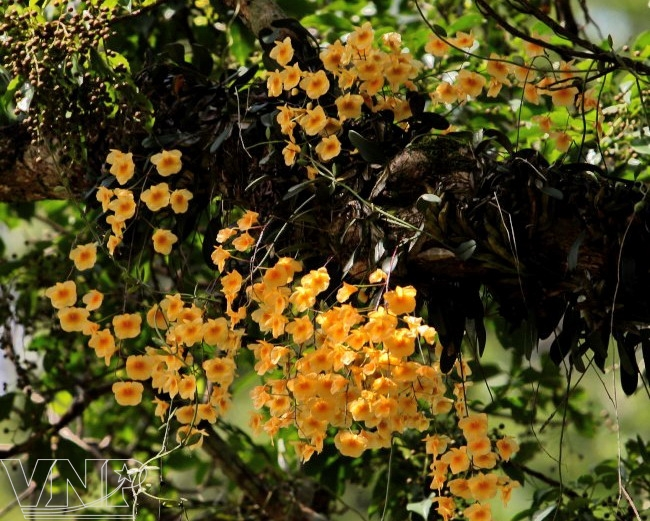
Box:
<box><xmin>201</xmin><ymin>424</ymin><xmax>328</xmax><ymax>521</ymax></box>
<box><xmin>219</xmin><ymin>0</ymin><xmax>286</xmax><ymax>38</ymax></box>
<box><xmin>0</xmin><ymin>383</ymin><xmax>113</xmax><ymax>458</ymax></box>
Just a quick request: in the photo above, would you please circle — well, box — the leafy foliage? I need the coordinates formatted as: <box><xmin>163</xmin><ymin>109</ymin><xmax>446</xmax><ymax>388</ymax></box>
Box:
<box><xmin>0</xmin><ymin>1</ymin><xmax>649</xmax><ymax>521</ymax></box>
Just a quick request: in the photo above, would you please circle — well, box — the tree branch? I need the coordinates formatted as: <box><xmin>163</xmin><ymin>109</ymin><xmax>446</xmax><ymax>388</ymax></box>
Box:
<box><xmin>0</xmin><ymin>383</ymin><xmax>113</xmax><ymax>458</ymax></box>
<box><xmin>515</xmin><ymin>462</ymin><xmax>580</xmax><ymax>498</ymax></box>
<box><xmin>475</xmin><ymin>0</ymin><xmax>650</xmax><ymax>76</ymax></box>
<box><xmin>218</xmin><ymin>0</ymin><xmax>286</xmax><ymax>38</ymax></box>
<box><xmin>201</xmin><ymin>424</ymin><xmax>328</xmax><ymax>521</ymax></box>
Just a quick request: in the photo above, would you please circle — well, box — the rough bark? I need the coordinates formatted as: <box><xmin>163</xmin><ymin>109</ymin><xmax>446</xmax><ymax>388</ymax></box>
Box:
<box><xmin>220</xmin><ymin>0</ymin><xmax>286</xmax><ymax>38</ymax></box>
<box><xmin>0</xmin><ymin>127</ymin><xmax>90</xmax><ymax>202</ymax></box>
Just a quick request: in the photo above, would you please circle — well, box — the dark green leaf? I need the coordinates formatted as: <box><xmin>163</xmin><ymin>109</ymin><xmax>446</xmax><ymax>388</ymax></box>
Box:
<box><xmin>532</xmin><ymin>505</ymin><xmax>557</xmax><ymax>521</ymax></box>
<box><xmin>348</xmin><ymin>130</ymin><xmax>387</xmax><ymax>164</ymax></box>
<box><xmin>0</xmin><ymin>393</ymin><xmax>14</xmax><ymax>421</ymax></box>
<box><xmin>617</xmin><ymin>333</ymin><xmax>639</xmax><ymax>395</ymax></box>
<box><xmin>283</xmin><ymin>179</ymin><xmax>316</xmax><ymax>200</ymax></box>
<box><xmin>260</xmin><ymin>110</ymin><xmax>277</xmax><ymax>128</ymax></box>
<box><xmin>190</xmin><ymin>43</ymin><xmax>213</xmax><ymax>76</ymax></box>
<box><xmin>163</xmin><ymin>43</ymin><xmax>187</xmax><ymax>65</ymax></box>
<box><xmin>418</xmin><ymin>193</ymin><xmax>441</xmax><ymax>204</ymax></box>
<box><xmin>246</xmin><ymin>174</ymin><xmax>272</xmax><ymax>191</ymax></box>
<box><xmin>567</xmin><ymin>232</ymin><xmax>585</xmax><ymax>271</ymax></box>
<box><xmin>479</xmin><ymin>129</ymin><xmax>514</xmax><ymax>154</ymax></box>
<box><xmin>454</xmin><ymin>239</ymin><xmax>476</xmax><ymax>261</ymax></box>
<box><xmin>15</xmin><ymin>202</ymin><xmax>35</xmax><ymax>221</ymax></box>
<box><xmin>411</xmin><ymin>112</ymin><xmax>450</xmax><ymax>131</ymax></box>
<box><xmin>88</xmin><ymin>47</ymin><xmax>112</xmax><ymax>76</ymax></box>
<box><xmin>468</xmin><ymin>363</ymin><xmax>502</xmax><ymax>380</ymax></box>
<box><xmin>631</xmin><ymin>139</ymin><xmax>650</xmax><ymax>155</ymax></box>
<box><xmin>276</xmin><ymin>0</ymin><xmax>314</xmax><ymax>18</ymax></box>
<box><xmin>502</xmin><ymin>461</ymin><xmax>526</xmax><ymax>485</ymax></box>
<box><xmin>539</xmin><ymin>186</ymin><xmax>564</xmax><ymax>200</ymax></box>
<box><xmin>577</xmin><ymin>474</ymin><xmax>594</xmax><ymax>486</ymax></box>
<box><xmin>0</xmin><ymin>260</ymin><xmax>24</xmax><ymax>277</ymax></box>
<box><xmin>209</xmin><ymin>124</ymin><xmax>233</xmax><ymax>153</ymax></box>
<box><xmin>227</xmin><ymin>65</ymin><xmax>259</xmax><ymax>90</ymax></box>
<box><xmin>549</xmin><ymin>309</ymin><xmax>580</xmax><ymax>365</ymax></box>
<box><xmin>56</xmin><ymin>438</ymin><xmax>91</xmax><ymax>484</ymax></box>
<box><xmin>28</xmin><ymin>438</ymin><xmax>53</xmax><ymax>486</ymax></box>
<box><xmin>432</xmin><ymin>24</ymin><xmax>447</xmax><ymax>38</ymax></box>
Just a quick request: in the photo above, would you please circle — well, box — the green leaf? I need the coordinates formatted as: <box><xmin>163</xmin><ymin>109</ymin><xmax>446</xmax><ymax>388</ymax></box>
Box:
<box><xmin>448</xmin><ymin>13</ymin><xmax>484</xmax><ymax>34</ymax></box>
<box><xmin>49</xmin><ymin>390</ymin><xmax>74</xmax><ymax>416</ymax></box>
<box><xmin>209</xmin><ymin>124</ymin><xmax>233</xmax><ymax>153</ymax></box>
<box><xmin>577</xmin><ymin>473</ymin><xmax>594</xmax><ymax>486</ymax></box>
<box><xmin>512</xmin><ymin>55</ymin><xmax>525</xmax><ymax>66</ymax></box>
<box><xmin>454</xmin><ymin>239</ymin><xmax>476</xmax><ymax>261</ymax></box>
<box><xmin>0</xmin><ymin>393</ymin><xmax>14</xmax><ymax>421</ymax></box>
<box><xmin>431</xmin><ymin>24</ymin><xmax>447</xmax><ymax>38</ymax></box>
<box><xmin>179</xmin><ymin>431</ymin><xmax>203</xmax><ymax>447</ymax></box>
<box><xmin>567</xmin><ymin>232</ymin><xmax>585</xmax><ymax>271</ymax></box>
<box><xmin>276</xmin><ymin>0</ymin><xmax>314</xmax><ymax>18</ymax></box>
<box><xmin>106</xmin><ymin>51</ymin><xmax>131</xmax><ymax>73</ymax></box>
<box><xmin>502</xmin><ymin>461</ymin><xmax>526</xmax><ymax>484</ymax></box>
<box><xmin>348</xmin><ymin>130</ymin><xmax>387</xmax><ymax>164</ymax></box>
<box><xmin>0</xmin><ymin>259</ymin><xmax>24</xmax><ymax>277</ymax></box>
<box><xmin>283</xmin><ymin>179</ymin><xmax>316</xmax><ymax>200</ymax></box>
<box><xmin>593</xmin><ymin>461</ymin><xmax>619</xmax><ymax>488</ymax></box>
<box><xmin>539</xmin><ymin>185</ymin><xmax>564</xmax><ymax>200</ymax></box>
<box><xmin>631</xmin><ymin>140</ymin><xmax>650</xmax><ymax>155</ymax></box>
<box><xmin>190</xmin><ymin>43</ymin><xmax>214</xmax><ymax>76</ymax></box>
<box><xmin>302</xmin><ymin>13</ymin><xmax>354</xmax><ymax>34</ymax></box>
<box><xmin>511</xmin><ymin>509</ymin><xmax>537</xmax><ymax>521</ymax></box>
<box><xmin>194</xmin><ymin>460</ymin><xmax>210</xmax><ymax>483</ymax></box>
<box><xmin>56</xmin><ymin>438</ymin><xmax>91</xmax><ymax>484</ymax></box>
<box><xmin>416</xmin><ymin>193</ymin><xmax>441</xmax><ymax>210</ymax></box>
<box><xmin>533</xmin><ymin>505</ymin><xmax>557</xmax><ymax>521</ymax></box>
<box><xmin>28</xmin><ymin>438</ymin><xmax>53</xmax><ymax>486</ymax></box>
<box><xmin>163</xmin><ymin>43</ymin><xmax>187</xmax><ymax>65</ymax></box>
<box><xmin>632</xmin><ymin>30</ymin><xmax>650</xmax><ymax>58</ymax></box>
<box><xmin>166</xmin><ymin>448</ymin><xmax>200</xmax><ymax>470</ymax></box>
<box><xmin>229</xmin><ymin>22</ymin><xmax>256</xmax><ymax>65</ymax></box>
